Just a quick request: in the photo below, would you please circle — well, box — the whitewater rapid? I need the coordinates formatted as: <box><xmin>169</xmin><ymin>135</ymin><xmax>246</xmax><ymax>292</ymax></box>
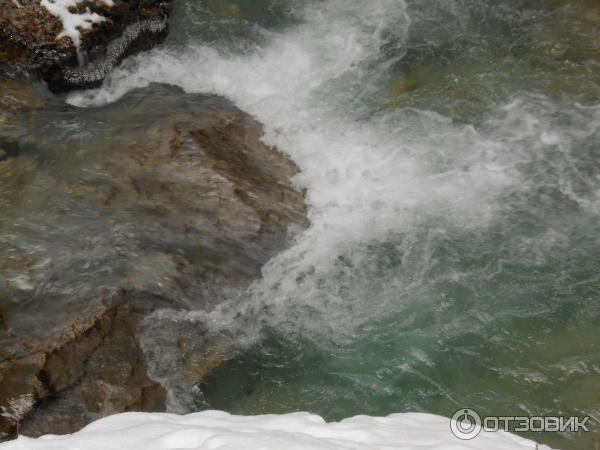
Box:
<box><xmin>63</xmin><ymin>3</ymin><xmax>600</xmax><ymax>448</ymax></box>
<box><xmin>66</xmin><ymin>0</ymin><xmax>546</xmax><ymax>335</ymax></box>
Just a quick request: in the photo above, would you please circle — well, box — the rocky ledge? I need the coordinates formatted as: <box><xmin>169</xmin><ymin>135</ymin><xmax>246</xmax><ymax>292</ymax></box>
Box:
<box><xmin>0</xmin><ymin>83</ymin><xmax>307</xmax><ymax>439</ymax></box>
<box><xmin>0</xmin><ymin>0</ymin><xmax>171</xmax><ymax>92</ymax></box>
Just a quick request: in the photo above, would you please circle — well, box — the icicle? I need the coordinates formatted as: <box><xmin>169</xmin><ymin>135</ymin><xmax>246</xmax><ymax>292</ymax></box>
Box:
<box><xmin>76</xmin><ymin>48</ymin><xmax>88</xmax><ymax>67</ymax></box>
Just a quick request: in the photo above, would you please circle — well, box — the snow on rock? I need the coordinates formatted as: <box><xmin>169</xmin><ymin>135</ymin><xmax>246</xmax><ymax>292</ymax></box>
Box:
<box><xmin>40</xmin><ymin>0</ymin><xmax>113</xmax><ymax>47</ymax></box>
<box><xmin>0</xmin><ymin>395</ymin><xmax>35</xmax><ymax>424</ymax></box>
<box><xmin>0</xmin><ymin>411</ymin><xmax>553</xmax><ymax>450</ymax></box>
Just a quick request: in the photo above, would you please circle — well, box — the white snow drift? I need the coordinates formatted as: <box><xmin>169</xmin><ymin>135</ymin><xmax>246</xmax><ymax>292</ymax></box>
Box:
<box><xmin>0</xmin><ymin>411</ymin><xmax>552</xmax><ymax>450</ymax></box>
<box><xmin>40</xmin><ymin>0</ymin><xmax>113</xmax><ymax>47</ymax></box>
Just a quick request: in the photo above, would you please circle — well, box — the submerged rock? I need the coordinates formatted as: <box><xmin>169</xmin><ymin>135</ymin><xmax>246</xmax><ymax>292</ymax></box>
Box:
<box><xmin>0</xmin><ymin>0</ymin><xmax>171</xmax><ymax>92</ymax></box>
<box><xmin>0</xmin><ymin>84</ymin><xmax>307</xmax><ymax>439</ymax></box>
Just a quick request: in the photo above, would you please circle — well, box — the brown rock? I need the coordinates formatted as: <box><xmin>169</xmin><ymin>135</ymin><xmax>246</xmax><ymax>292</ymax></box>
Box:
<box><xmin>0</xmin><ymin>84</ymin><xmax>307</xmax><ymax>439</ymax></box>
<box><xmin>0</xmin><ymin>0</ymin><xmax>171</xmax><ymax>92</ymax></box>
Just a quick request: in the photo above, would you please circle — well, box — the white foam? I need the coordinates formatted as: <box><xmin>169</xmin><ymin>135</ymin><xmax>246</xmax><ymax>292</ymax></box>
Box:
<box><xmin>66</xmin><ymin>0</ymin><xmax>516</xmax><ymax>262</ymax></box>
<box><xmin>40</xmin><ymin>0</ymin><xmax>113</xmax><ymax>48</ymax></box>
<box><xmin>65</xmin><ymin>0</ymin><xmax>581</xmax><ymax>381</ymax></box>
<box><xmin>0</xmin><ymin>411</ymin><xmax>552</xmax><ymax>450</ymax></box>
<box><xmin>66</xmin><ymin>0</ymin><xmax>600</xmax><ymax>421</ymax></box>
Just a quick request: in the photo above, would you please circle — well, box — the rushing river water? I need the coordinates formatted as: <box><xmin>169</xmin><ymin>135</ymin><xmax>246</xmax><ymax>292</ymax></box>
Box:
<box><xmin>6</xmin><ymin>0</ymin><xmax>600</xmax><ymax>448</ymax></box>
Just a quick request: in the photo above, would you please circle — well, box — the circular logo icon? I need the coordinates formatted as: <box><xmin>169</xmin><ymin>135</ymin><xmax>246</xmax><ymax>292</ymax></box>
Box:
<box><xmin>450</xmin><ymin>408</ymin><xmax>482</xmax><ymax>440</ymax></box>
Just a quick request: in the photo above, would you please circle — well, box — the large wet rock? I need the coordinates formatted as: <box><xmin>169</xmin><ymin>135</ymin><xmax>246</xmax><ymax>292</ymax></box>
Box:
<box><xmin>0</xmin><ymin>0</ymin><xmax>171</xmax><ymax>92</ymax></box>
<box><xmin>0</xmin><ymin>83</ymin><xmax>307</xmax><ymax>439</ymax></box>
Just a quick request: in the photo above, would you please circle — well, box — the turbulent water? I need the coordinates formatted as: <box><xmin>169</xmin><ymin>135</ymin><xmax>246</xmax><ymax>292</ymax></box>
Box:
<box><xmin>64</xmin><ymin>1</ymin><xmax>600</xmax><ymax>448</ymax></box>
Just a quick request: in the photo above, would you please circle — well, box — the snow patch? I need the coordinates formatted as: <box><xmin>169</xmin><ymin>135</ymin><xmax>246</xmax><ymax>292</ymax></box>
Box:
<box><xmin>40</xmin><ymin>0</ymin><xmax>113</xmax><ymax>47</ymax></box>
<box><xmin>0</xmin><ymin>395</ymin><xmax>35</xmax><ymax>423</ymax></box>
<box><xmin>0</xmin><ymin>411</ymin><xmax>553</xmax><ymax>450</ymax></box>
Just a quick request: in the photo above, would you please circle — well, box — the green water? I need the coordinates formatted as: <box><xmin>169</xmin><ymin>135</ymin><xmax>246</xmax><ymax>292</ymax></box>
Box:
<box><xmin>3</xmin><ymin>0</ymin><xmax>600</xmax><ymax>448</ymax></box>
<box><xmin>162</xmin><ymin>1</ymin><xmax>600</xmax><ymax>449</ymax></box>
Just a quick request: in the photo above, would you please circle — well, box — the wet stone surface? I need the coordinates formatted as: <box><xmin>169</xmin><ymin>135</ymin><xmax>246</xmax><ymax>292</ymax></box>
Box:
<box><xmin>0</xmin><ymin>82</ymin><xmax>307</xmax><ymax>439</ymax></box>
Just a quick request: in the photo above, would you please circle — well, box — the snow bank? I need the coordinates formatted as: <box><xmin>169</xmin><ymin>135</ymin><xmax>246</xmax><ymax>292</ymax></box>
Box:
<box><xmin>0</xmin><ymin>411</ymin><xmax>552</xmax><ymax>450</ymax></box>
<box><xmin>40</xmin><ymin>0</ymin><xmax>114</xmax><ymax>47</ymax></box>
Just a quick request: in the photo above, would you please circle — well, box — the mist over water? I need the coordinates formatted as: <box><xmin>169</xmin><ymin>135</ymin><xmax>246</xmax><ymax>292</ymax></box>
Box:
<box><xmin>69</xmin><ymin>1</ymin><xmax>600</xmax><ymax>448</ymax></box>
